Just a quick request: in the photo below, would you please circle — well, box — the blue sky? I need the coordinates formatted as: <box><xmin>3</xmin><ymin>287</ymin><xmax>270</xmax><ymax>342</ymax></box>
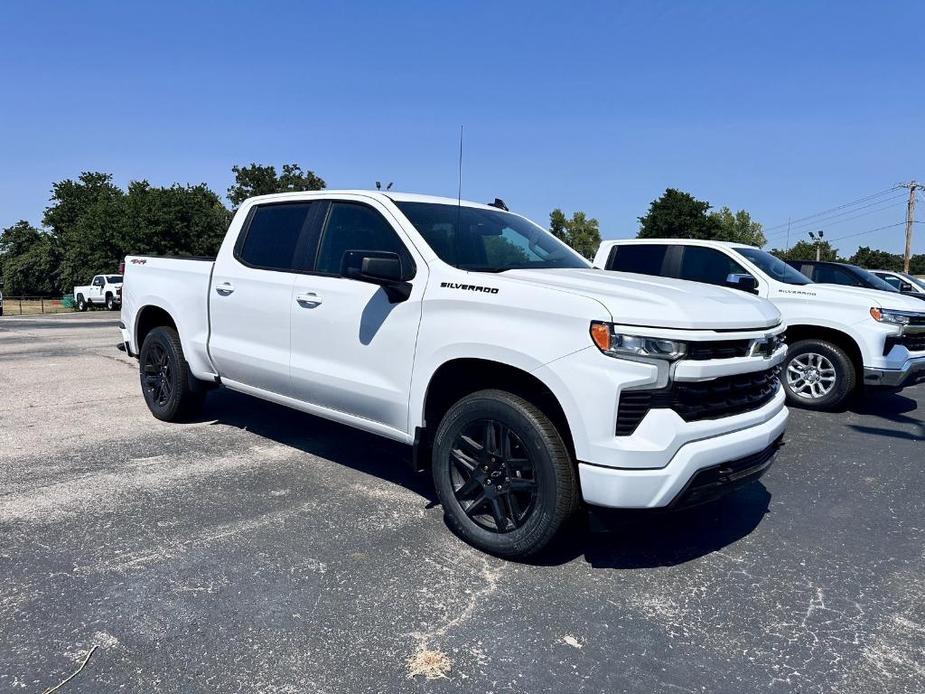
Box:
<box><xmin>1</xmin><ymin>1</ymin><xmax>922</xmax><ymax>256</ymax></box>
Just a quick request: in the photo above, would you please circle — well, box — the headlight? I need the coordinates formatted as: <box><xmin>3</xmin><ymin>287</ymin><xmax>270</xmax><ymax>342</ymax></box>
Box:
<box><xmin>590</xmin><ymin>321</ymin><xmax>687</xmax><ymax>360</ymax></box>
<box><xmin>870</xmin><ymin>307</ymin><xmax>920</xmax><ymax>326</ymax></box>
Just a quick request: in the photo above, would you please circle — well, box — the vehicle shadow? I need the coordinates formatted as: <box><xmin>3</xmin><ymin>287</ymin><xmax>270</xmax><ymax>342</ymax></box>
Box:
<box><xmin>847</xmin><ymin>389</ymin><xmax>924</xmax><ymax>441</ymax></box>
<box><xmin>195</xmin><ymin>388</ymin><xmax>772</xmax><ymax>569</ymax></box>
<box><xmin>539</xmin><ymin>483</ymin><xmax>771</xmax><ymax>569</ymax></box>
<box><xmin>197</xmin><ymin>388</ymin><xmax>437</xmax><ymax>502</ymax></box>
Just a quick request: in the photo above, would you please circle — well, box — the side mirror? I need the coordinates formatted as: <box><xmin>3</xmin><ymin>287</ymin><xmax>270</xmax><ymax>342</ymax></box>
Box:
<box><xmin>343</xmin><ymin>251</ymin><xmax>414</xmax><ymax>303</ymax></box>
<box><xmin>900</xmin><ymin>282</ymin><xmax>914</xmax><ymax>293</ymax></box>
<box><xmin>726</xmin><ymin>273</ymin><xmax>759</xmax><ymax>294</ymax></box>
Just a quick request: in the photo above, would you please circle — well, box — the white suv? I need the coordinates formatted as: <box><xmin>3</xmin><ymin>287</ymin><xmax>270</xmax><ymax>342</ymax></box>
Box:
<box><xmin>595</xmin><ymin>239</ymin><xmax>925</xmax><ymax>409</ymax></box>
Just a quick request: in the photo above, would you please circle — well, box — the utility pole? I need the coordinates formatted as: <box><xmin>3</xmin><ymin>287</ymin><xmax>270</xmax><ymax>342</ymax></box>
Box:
<box><xmin>900</xmin><ymin>181</ymin><xmax>919</xmax><ymax>273</ymax></box>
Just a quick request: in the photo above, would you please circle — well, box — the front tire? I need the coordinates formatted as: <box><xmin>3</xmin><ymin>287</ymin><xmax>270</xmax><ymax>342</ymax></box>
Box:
<box><xmin>139</xmin><ymin>326</ymin><xmax>205</xmax><ymax>421</ymax></box>
<box><xmin>105</xmin><ymin>293</ymin><xmax>115</xmax><ymax>311</ymax></box>
<box><xmin>431</xmin><ymin>389</ymin><xmax>579</xmax><ymax>559</ymax></box>
<box><xmin>782</xmin><ymin>339</ymin><xmax>856</xmax><ymax>410</ymax></box>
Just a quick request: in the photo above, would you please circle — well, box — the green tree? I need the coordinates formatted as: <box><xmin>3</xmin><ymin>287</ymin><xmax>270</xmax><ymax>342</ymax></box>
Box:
<box><xmin>125</xmin><ymin>181</ymin><xmax>231</xmax><ymax>257</ymax></box>
<box><xmin>848</xmin><ymin>246</ymin><xmax>903</xmax><ymax>271</ymax></box>
<box><xmin>770</xmin><ymin>239</ymin><xmax>839</xmax><ymax>262</ymax></box>
<box><xmin>637</xmin><ymin>188</ymin><xmax>722</xmax><ymax>240</ymax></box>
<box><xmin>549</xmin><ymin>208</ymin><xmax>602</xmax><ymax>259</ymax></box>
<box><xmin>43</xmin><ymin>172</ymin><xmax>128</xmax><ymax>291</ymax></box>
<box><xmin>709</xmin><ymin>206</ymin><xmax>766</xmax><ymax>246</ymax></box>
<box><xmin>227</xmin><ymin>163</ymin><xmax>326</xmax><ymax>207</ymax></box>
<box><xmin>0</xmin><ymin>221</ymin><xmax>62</xmax><ymax>294</ymax></box>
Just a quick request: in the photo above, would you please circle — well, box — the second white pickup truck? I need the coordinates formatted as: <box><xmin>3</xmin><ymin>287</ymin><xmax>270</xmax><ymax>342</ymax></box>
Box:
<box><xmin>595</xmin><ymin>239</ymin><xmax>925</xmax><ymax>409</ymax></box>
<box><xmin>121</xmin><ymin>191</ymin><xmax>788</xmax><ymax>557</ymax></box>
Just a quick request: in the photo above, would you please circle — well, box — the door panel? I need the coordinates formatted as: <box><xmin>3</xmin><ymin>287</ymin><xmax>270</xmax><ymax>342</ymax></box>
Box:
<box><xmin>289</xmin><ymin>200</ymin><xmax>424</xmax><ymax>433</ymax></box>
<box><xmin>208</xmin><ymin>202</ymin><xmax>316</xmax><ymax>395</ymax></box>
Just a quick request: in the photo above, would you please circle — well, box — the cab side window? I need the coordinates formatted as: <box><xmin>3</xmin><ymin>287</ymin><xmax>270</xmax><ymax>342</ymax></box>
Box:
<box><xmin>813</xmin><ymin>265</ymin><xmax>861</xmax><ymax>286</ymax></box>
<box><xmin>605</xmin><ymin>245</ymin><xmax>668</xmax><ymax>276</ymax></box>
<box><xmin>315</xmin><ymin>202</ymin><xmax>414</xmax><ymax>277</ymax></box>
<box><xmin>237</xmin><ymin>202</ymin><xmax>316</xmax><ymax>271</ymax></box>
<box><xmin>876</xmin><ymin>273</ymin><xmax>902</xmax><ymax>290</ymax></box>
<box><xmin>677</xmin><ymin>246</ymin><xmax>747</xmax><ymax>287</ymax></box>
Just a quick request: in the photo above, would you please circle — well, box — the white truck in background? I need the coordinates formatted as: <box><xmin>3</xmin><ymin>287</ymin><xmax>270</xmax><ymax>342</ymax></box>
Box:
<box><xmin>74</xmin><ymin>274</ymin><xmax>123</xmax><ymax>311</ymax></box>
<box><xmin>121</xmin><ymin>191</ymin><xmax>788</xmax><ymax>558</ymax></box>
<box><xmin>594</xmin><ymin>239</ymin><xmax>925</xmax><ymax>410</ymax></box>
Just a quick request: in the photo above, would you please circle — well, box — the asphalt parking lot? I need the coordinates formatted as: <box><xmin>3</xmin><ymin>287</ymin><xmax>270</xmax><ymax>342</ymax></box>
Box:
<box><xmin>1</xmin><ymin>312</ymin><xmax>922</xmax><ymax>693</ymax></box>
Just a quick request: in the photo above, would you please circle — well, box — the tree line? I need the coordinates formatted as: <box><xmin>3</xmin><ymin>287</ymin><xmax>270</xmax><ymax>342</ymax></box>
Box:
<box><xmin>634</xmin><ymin>188</ymin><xmax>925</xmax><ymax>274</ymax></box>
<box><xmin>1</xmin><ymin>171</ymin><xmax>919</xmax><ymax>297</ymax></box>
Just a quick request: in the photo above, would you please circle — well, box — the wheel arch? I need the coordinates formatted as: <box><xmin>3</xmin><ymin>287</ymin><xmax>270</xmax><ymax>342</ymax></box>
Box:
<box><xmin>785</xmin><ymin>324</ymin><xmax>863</xmax><ymax>386</ymax></box>
<box><xmin>135</xmin><ymin>305</ymin><xmax>178</xmax><ymax>352</ymax></box>
<box><xmin>415</xmin><ymin>358</ymin><xmax>576</xmax><ymax>471</ymax></box>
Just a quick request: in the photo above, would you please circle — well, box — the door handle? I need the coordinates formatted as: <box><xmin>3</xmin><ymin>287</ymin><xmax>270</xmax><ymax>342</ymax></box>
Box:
<box><xmin>215</xmin><ymin>282</ymin><xmax>235</xmax><ymax>296</ymax></box>
<box><xmin>296</xmin><ymin>292</ymin><xmax>322</xmax><ymax>307</ymax></box>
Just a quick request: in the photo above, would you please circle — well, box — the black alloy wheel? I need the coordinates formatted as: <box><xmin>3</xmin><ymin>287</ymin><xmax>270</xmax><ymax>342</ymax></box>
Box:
<box><xmin>449</xmin><ymin>419</ymin><xmax>538</xmax><ymax>533</ymax></box>
<box><xmin>142</xmin><ymin>340</ymin><xmax>173</xmax><ymax>408</ymax></box>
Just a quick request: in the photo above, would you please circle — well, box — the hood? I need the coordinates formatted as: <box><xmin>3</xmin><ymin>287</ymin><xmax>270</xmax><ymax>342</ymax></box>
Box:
<box><xmin>500</xmin><ymin>268</ymin><xmax>781</xmax><ymax>330</ymax></box>
<box><xmin>794</xmin><ymin>283</ymin><xmax>925</xmax><ymax>312</ymax></box>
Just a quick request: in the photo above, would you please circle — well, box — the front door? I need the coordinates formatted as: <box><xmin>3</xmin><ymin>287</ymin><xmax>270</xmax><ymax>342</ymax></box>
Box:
<box><xmin>289</xmin><ymin>199</ymin><xmax>425</xmax><ymax>434</ymax></box>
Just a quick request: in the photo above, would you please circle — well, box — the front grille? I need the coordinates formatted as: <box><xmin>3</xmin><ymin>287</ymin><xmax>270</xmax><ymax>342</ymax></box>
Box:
<box><xmin>686</xmin><ymin>340</ymin><xmax>751</xmax><ymax>360</ymax></box>
<box><xmin>887</xmin><ymin>333</ymin><xmax>925</xmax><ymax>353</ymax></box>
<box><xmin>909</xmin><ymin>315</ymin><xmax>925</xmax><ymax>326</ymax></box>
<box><xmin>616</xmin><ymin>367</ymin><xmax>781</xmax><ymax>436</ymax></box>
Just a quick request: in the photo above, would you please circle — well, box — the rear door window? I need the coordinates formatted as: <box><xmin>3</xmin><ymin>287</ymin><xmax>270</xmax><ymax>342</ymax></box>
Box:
<box><xmin>605</xmin><ymin>244</ymin><xmax>669</xmax><ymax>276</ymax></box>
<box><xmin>237</xmin><ymin>202</ymin><xmax>317</xmax><ymax>271</ymax></box>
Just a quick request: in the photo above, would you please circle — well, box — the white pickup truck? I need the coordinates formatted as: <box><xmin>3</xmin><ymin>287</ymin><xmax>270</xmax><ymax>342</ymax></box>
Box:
<box><xmin>121</xmin><ymin>191</ymin><xmax>788</xmax><ymax>557</ymax></box>
<box><xmin>74</xmin><ymin>274</ymin><xmax>123</xmax><ymax>311</ymax></box>
<box><xmin>594</xmin><ymin>239</ymin><xmax>925</xmax><ymax>410</ymax></box>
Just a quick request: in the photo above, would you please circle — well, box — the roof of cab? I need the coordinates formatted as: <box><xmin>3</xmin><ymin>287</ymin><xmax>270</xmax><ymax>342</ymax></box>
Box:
<box><xmin>244</xmin><ymin>189</ymin><xmax>502</xmax><ymax>211</ymax></box>
<box><xmin>603</xmin><ymin>238</ymin><xmax>757</xmax><ymax>250</ymax></box>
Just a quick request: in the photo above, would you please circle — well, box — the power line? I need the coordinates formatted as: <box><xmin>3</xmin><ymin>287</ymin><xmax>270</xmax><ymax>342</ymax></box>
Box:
<box><xmin>763</xmin><ymin>194</ymin><xmax>907</xmax><ymax>240</ymax></box>
<box><xmin>764</xmin><ymin>185</ymin><xmax>902</xmax><ymax>232</ymax></box>
<box><xmin>824</xmin><ymin>221</ymin><xmax>906</xmax><ymax>243</ymax></box>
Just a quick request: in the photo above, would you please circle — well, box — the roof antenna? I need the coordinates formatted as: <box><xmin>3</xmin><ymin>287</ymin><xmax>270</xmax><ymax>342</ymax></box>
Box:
<box><xmin>375</xmin><ymin>181</ymin><xmax>381</xmax><ymax>190</ymax></box>
<box><xmin>457</xmin><ymin>125</ymin><xmax>464</xmax><ymax>206</ymax></box>
<box><xmin>386</xmin><ymin>182</ymin><xmax>393</xmax><ymax>191</ymax></box>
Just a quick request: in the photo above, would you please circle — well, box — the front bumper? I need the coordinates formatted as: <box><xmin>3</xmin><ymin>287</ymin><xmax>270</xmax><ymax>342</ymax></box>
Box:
<box><xmin>863</xmin><ymin>356</ymin><xmax>925</xmax><ymax>388</ymax></box>
<box><xmin>577</xmin><ymin>403</ymin><xmax>787</xmax><ymax>508</ymax></box>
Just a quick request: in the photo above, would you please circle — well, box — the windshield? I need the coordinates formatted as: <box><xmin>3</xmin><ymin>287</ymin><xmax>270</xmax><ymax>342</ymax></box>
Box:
<box><xmin>905</xmin><ymin>274</ymin><xmax>925</xmax><ymax>291</ymax></box>
<box><xmin>395</xmin><ymin>202</ymin><xmax>590</xmax><ymax>272</ymax></box>
<box><xmin>107</xmin><ymin>275</ymin><xmax>123</xmax><ymax>283</ymax></box>
<box><xmin>734</xmin><ymin>247</ymin><xmax>812</xmax><ymax>285</ymax></box>
<box><xmin>849</xmin><ymin>266</ymin><xmax>898</xmax><ymax>293</ymax></box>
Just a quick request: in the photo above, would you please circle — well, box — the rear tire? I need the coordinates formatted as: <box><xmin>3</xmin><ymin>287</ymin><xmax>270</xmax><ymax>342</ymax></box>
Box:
<box><xmin>76</xmin><ymin>294</ymin><xmax>87</xmax><ymax>312</ymax></box>
<box><xmin>139</xmin><ymin>326</ymin><xmax>205</xmax><ymax>421</ymax></box>
<box><xmin>431</xmin><ymin>389</ymin><xmax>579</xmax><ymax>559</ymax></box>
<box><xmin>781</xmin><ymin>339</ymin><xmax>856</xmax><ymax>410</ymax></box>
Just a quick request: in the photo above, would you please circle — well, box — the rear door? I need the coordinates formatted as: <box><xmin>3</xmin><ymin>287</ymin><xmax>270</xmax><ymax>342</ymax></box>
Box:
<box><xmin>289</xmin><ymin>198</ymin><xmax>425</xmax><ymax>433</ymax></box>
<box><xmin>209</xmin><ymin>201</ymin><xmax>321</xmax><ymax>395</ymax></box>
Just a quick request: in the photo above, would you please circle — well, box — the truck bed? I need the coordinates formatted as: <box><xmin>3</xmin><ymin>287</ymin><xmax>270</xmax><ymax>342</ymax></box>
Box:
<box><xmin>121</xmin><ymin>255</ymin><xmax>217</xmax><ymax>379</ymax></box>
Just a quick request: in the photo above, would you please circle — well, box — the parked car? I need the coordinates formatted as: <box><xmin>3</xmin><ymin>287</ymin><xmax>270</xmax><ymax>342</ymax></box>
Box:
<box><xmin>74</xmin><ymin>274</ymin><xmax>123</xmax><ymax>311</ymax></box>
<box><xmin>121</xmin><ymin>191</ymin><xmax>789</xmax><ymax>558</ymax></box>
<box><xmin>869</xmin><ymin>269</ymin><xmax>925</xmax><ymax>301</ymax></box>
<box><xmin>784</xmin><ymin>260</ymin><xmax>905</xmax><ymax>295</ymax></box>
<box><xmin>594</xmin><ymin>239</ymin><xmax>925</xmax><ymax>410</ymax></box>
